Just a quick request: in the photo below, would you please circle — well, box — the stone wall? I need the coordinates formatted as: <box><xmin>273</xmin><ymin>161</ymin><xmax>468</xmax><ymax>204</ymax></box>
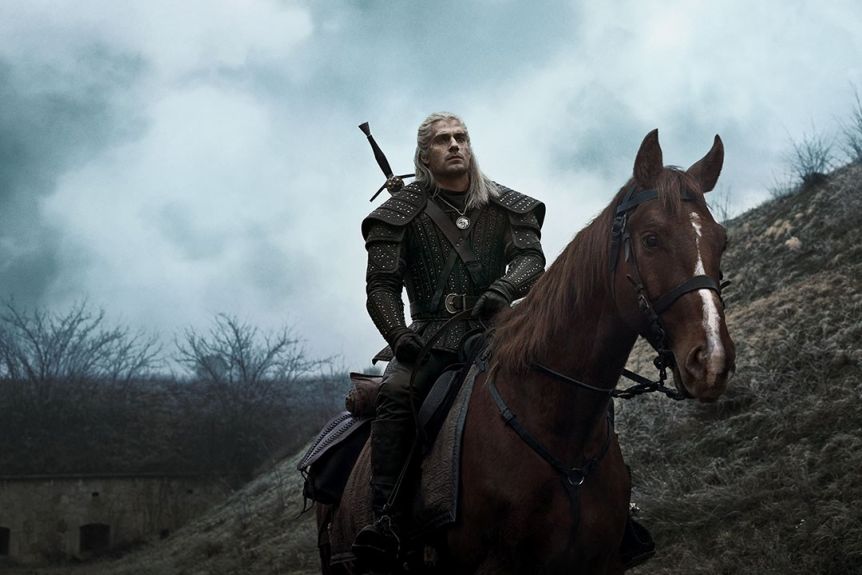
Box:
<box><xmin>0</xmin><ymin>474</ymin><xmax>229</xmax><ymax>564</ymax></box>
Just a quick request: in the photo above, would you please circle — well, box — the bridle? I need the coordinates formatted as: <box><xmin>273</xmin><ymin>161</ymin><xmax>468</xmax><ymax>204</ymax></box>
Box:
<box><xmin>604</xmin><ymin>185</ymin><xmax>729</xmax><ymax>399</ymax></box>
<box><xmin>485</xmin><ymin>184</ymin><xmax>731</xmax><ymax>526</ymax></box>
<box><xmin>526</xmin><ymin>185</ymin><xmax>729</xmax><ymax>401</ymax></box>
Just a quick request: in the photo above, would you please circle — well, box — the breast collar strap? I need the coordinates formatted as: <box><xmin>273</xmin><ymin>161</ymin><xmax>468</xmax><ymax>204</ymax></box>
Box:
<box><xmin>487</xmin><ymin>368</ymin><xmax>612</xmax><ymax>531</ymax></box>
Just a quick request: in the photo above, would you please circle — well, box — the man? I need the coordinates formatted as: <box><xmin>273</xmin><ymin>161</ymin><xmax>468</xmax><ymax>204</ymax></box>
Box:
<box><xmin>353</xmin><ymin>112</ymin><xmax>546</xmax><ymax>566</ymax></box>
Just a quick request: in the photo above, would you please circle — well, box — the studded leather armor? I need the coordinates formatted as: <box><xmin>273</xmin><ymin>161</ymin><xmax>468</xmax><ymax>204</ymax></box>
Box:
<box><xmin>362</xmin><ymin>182</ymin><xmax>545</xmax><ymax>360</ymax></box>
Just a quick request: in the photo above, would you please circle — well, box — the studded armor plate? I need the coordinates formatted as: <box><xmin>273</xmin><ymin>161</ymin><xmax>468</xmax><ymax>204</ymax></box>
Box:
<box><xmin>363</xmin><ymin>183</ymin><xmax>545</xmax><ymax>360</ymax></box>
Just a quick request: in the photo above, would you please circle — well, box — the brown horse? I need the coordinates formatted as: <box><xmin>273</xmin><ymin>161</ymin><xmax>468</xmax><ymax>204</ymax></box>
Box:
<box><xmin>321</xmin><ymin>129</ymin><xmax>735</xmax><ymax>574</ymax></box>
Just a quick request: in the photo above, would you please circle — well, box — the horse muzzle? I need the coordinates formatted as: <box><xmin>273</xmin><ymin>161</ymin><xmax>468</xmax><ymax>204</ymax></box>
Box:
<box><xmin>672</xmin><ymin>336</ymin><xmax>736</xmax><ymax>402</ymax></box>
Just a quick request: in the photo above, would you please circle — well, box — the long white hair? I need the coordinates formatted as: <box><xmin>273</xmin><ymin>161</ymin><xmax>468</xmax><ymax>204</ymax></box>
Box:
<box><xmin>413</xmin><ymin>112</ymin><xmax>499</xmax><ymax>209</ymax></box>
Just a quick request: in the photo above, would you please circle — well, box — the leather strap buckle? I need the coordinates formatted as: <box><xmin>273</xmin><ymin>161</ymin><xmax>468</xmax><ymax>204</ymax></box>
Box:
<box><xmin>444</xmin><ymin>293</ymin><xmax>467</xmax><ymax>315</ymax></box>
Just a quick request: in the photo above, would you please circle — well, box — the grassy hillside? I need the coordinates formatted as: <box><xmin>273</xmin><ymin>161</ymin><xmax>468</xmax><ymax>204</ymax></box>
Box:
<box><xmin>15</xmin><ymin>162</ymin><xmax>860</xmax><ymax>575</ymax></box>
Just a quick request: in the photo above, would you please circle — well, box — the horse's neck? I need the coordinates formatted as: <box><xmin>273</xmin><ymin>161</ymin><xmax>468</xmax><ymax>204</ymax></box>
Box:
<box><xmin>496</xmin><ymin>296</ymin><xmax>638</xmax><ymax>452</ymax></box>
<box><xmin>551</xmin><ymin>298</ymin><xmax>639</xmax><ymax>391</ymax></box>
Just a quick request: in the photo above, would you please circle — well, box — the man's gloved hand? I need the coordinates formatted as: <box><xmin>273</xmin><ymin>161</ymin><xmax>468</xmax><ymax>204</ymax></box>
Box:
<box><xmin>392</xmin><ymin>329</ymin><xmax>423</xmax><ymax>364</ymax></box>
<box><xmin>472</xmin><ymin>288</ymin><xmax>511</xmax><ymax>320</ymax></box>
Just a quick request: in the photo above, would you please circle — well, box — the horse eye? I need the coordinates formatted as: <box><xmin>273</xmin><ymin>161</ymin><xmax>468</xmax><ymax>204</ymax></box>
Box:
<box><xmin>642</xmin><ymin>234</ymin><xmax>659</xmax><ymax>249</ymax></box>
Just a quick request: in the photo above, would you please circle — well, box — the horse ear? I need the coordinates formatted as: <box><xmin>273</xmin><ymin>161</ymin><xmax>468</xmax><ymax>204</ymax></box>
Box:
<box><xmin>633</xmin><ymin>129</ymin><xmax>663</xmax><ymax>188</ymax></box>
<box><xmin>687</xmin><ymin>135</ymin><xmax>724</xmax><ymax>193</ymax></box>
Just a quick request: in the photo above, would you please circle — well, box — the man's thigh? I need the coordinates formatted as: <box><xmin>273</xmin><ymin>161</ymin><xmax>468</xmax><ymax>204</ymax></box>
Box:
<box><xmin>377</xmin><ymin>351</ymin><xmax>458</xmax><ymax>414</ymax></box>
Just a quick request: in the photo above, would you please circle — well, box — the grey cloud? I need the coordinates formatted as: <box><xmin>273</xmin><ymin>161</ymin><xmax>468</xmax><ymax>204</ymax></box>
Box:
<box><xmin>0</xmin><ymin>1</ymin><xmax>860</xmax><ymax>371</ymax></box>
<box><xmin>241</xmin><ymin>233</ymin><xmax>298</xmax><ymax>306</ymax></box>
<box><xmin>247</xmin><ymin>1</ymin><xmax>576</xmax><ymax>110</ymax></box>
<box><xmin>0</xmin><ymin>49</ymin><xmax>142</xmax><ymax>303</ymax></box>
<box><xmin>156</xmin><ymin>203</ymin><xmax>228</xmax><ymax>261</ymax></box>
<box><xmin>551</xmin><ymin>88</ymin><xmax>647</xmax><ymax>179</ymax></box>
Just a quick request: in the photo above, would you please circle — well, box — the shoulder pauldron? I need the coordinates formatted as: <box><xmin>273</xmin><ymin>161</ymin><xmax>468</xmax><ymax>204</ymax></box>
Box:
<box><xmin>492</xmin><ymin>185</ymin><xmax>546</xmax><ymax>228</ymax></box>
<box><xmin>364</xmin><ymin>223</ymin><xmax>404</xmax><ymax>245</ymax></box>
<box><xmin>361</xmin><ymin>183</ymin><xmax>427</xmax><ymax>239</ymax></box>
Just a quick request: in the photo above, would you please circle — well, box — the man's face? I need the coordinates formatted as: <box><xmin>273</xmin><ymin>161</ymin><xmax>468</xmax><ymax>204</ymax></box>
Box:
<box><xmin>421</xmin><ymin>118</ymin><xmax>472</xmax><ymax>181</ymax></box>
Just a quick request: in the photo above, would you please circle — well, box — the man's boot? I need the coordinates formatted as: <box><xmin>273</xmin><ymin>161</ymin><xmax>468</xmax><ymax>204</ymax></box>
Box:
<box><xmin>619</xmin><ymin>506</ymin><xmax>655</xmax><ymax>569</ymax></box>
<box><xmin>352</xmin><ymin>419</ymin><xmax>413</xmax><ymax>571</ymax></box>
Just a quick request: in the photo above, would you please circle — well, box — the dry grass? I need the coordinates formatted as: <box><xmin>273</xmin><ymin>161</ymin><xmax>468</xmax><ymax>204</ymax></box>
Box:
<box><xmin>620</xmin><ymin>273</ymin><xmax>861</xmax><ymax>574</ymax></box>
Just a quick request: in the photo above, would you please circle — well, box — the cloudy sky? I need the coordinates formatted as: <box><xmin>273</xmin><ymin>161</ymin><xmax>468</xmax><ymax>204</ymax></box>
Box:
<box><xmin>1</xmin><ymin>0</ymin><xmax>860</xmax><ymax>370</ymax></box>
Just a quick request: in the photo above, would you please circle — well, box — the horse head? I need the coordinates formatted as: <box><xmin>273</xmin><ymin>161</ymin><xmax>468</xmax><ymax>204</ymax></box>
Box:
<box><xmin>613</xmin><ymin>129</ymin><xmax>735</xmax><ymax>402</ymax></box>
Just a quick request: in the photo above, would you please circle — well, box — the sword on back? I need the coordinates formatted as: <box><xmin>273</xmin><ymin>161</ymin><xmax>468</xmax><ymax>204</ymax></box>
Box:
<box><xmin>358</xmin><ymin>122</ymin><xmax>414</xmax><ymax>201</ymax></box>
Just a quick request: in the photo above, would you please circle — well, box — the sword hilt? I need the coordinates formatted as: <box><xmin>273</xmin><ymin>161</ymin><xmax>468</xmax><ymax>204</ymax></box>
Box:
<box><xmin>359</xmin><ymin>122</ymin><xmax>394</xmax><ymax>178</ymax></box>
<box><xmin>359</xmin><ymin>122</ymin><xmax>414</xmax><ymax>201</ymax></box>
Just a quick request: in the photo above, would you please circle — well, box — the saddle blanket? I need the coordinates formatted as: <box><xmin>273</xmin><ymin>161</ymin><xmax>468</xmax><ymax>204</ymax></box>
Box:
<box><xmin>328</xmin><ymin>362</ymin><xmax>482</xmax><ymax>564</ymax></box>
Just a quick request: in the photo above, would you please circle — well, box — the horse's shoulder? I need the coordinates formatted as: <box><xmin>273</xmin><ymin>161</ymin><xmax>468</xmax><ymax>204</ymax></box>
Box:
<box><xmin>362</xmin><ymin>183</ymin><xmax>428</xmax><ymax>239</ymax></box>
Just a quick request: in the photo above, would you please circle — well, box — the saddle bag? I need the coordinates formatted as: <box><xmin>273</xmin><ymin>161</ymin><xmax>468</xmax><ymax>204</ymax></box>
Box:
<box><xmin>299</xmin><ymin>411</ymin><xmax>371</xmax><ymax>505</ymax></box>
<box><xmin>344</xmin><ymin>372</ymin><xmax>383</xmax><ymax>418</ymax></box>
<box><xmin>298</xmin><ymin>373</ymin><xmax>383</xmax><ymax>505</ymax></box>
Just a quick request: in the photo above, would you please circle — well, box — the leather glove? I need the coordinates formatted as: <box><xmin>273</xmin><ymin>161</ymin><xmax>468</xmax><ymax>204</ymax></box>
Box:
<box><xmin>392</xmin><ymin>329</ymin><xmax>423</xmax><ymax>364</ymax></box>
<box><xmin>472</xmin><ymin>288</ymin><xmax>510</xmax><ymax>320</ymax></box>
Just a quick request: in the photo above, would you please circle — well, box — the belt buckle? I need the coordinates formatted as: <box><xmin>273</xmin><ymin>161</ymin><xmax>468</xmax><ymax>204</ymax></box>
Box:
<box><xmin>444</xmin><ymin>293</ymin><xmax>465</xmax><ymax>315</ymax></box>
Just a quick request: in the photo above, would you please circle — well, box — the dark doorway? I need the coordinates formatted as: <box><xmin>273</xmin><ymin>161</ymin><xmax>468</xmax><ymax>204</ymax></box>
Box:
<box><xmin>0</xmin><ymin>526</ymin><xmax>9</xmax><ymax>556</ymax></box>
<box><xmin>79</xmin><ymin>523</ymin><xmax>110</xmax><ymax>553</ymax></box>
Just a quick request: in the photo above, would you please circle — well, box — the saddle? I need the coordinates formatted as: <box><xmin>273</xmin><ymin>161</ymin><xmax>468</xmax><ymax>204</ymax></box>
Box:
<box><xmin>298</xmin><ymin>361</ymin><xmax>470</xmax><ymax>508</ymax></box>
<box><xmin>298</xmin><ymin>332</ymin><xmax>488</xmax><ymax>510</ymax></box>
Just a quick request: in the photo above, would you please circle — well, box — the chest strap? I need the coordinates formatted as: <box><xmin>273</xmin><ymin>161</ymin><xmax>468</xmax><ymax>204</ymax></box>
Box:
<box><xmin>487</xmin><ymin>373</ymin><xmax>612</xmax><ymax>532</ymax></box>
<box><xmin>424</xmin><ymin>198</ymin><xmax>485</xmax><ymax>288</ymax></box>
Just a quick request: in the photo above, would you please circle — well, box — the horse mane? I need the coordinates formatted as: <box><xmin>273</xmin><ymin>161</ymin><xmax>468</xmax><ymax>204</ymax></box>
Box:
<box><xmin>492</xmin><ymin>167</ymin><xmax>703</xmax><ymax>374</ymax></box>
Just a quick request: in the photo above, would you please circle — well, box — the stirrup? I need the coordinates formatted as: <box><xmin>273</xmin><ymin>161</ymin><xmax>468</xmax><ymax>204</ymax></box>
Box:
<box><xmin>352</xmin><ymin>515</ymin><xmax>401</xmax><ymax>570</ymax></box>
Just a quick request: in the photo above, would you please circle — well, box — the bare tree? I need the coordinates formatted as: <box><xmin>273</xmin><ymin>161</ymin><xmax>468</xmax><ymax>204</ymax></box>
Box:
<box><xmin>0</xmin><ymin>300</ymin><xmax>160</xmax><ymax>385</ymax></box>
<box><xmin>0</xmin><ymin>300</ymin><xmax>162</xmax><ymax>474</ymax></box>
<box><xmin>177</xmin><ymin>313</ymin><xmax>324</xmax><ymax>388</ymax></box>
<box><xmin>841</xmin><ymin>87</ymin><xmax>862</xmax><ymax>163</ymax></box>
<box><xmin>175</xmin><ymin>314</ymin><xmax>330</xmax><ymax>478</ymax></box>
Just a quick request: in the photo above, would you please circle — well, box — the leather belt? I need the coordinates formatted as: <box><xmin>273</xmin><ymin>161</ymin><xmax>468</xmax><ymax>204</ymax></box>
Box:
<box><xmin>410</xmin><ymin>293</ymin><xmax>480</xmax><ymax>318</ymax></box>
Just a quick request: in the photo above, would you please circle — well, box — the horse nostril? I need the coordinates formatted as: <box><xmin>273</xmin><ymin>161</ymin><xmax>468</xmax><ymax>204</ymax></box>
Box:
<box><xmin>685</xmin><ymin>345</ymin><xmax>707</xmax><ymax>381</ymax></box>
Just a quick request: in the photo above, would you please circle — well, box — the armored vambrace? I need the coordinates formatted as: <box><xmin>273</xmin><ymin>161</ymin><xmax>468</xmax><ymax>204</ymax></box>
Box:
<box><xmin>491</xmin><ymin>213</ymin><xmax>546</xmax><ymax>301</ymax></box>
<box><xmin>365</xmin><ymin>223</ymin><xmax>410</xmax><ymax>347</ymax></box>
<box><xmin>366</xmin><ymin>285</ymin><xmax>410</xmax><ymax>348</ymax></box>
